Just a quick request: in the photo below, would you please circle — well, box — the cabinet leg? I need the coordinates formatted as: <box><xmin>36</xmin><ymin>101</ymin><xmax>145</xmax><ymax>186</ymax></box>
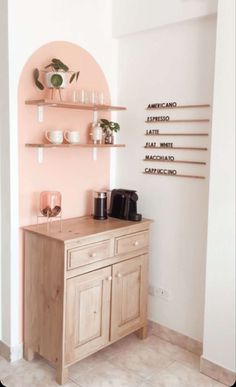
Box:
<box><xmin>56</xmin><ymin>365</ymin><xmax>68</xmax><ymax>385</ymax></box>
<box><xmin>136</xmin><ymin>325</ymin><xmax>148</xmax><ymax>340</ymax></box>
<box><xmin>23</xmin><ymin>345</ymin><xmax>35</xmax><ymax>361</ymax></box>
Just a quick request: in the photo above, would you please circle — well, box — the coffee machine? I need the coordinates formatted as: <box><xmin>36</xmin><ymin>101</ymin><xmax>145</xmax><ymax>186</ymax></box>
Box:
<box><xmin>109</xmin><ymin>189</ymin><xmax>142</xmax><ymax>221</ymax></box>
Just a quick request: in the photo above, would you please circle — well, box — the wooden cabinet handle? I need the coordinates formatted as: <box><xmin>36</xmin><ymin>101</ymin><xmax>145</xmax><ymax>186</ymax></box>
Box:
<box><xmin>106</xmin><ymin>276</ymin><xmax>112</xmax><ymax>281</ymax></box>
<box><xmin>117</xmin><ymin>273</ymin><xmax>122</xmax><ymax>278</ymax></box>
<box><xmin>133</xmin><ymin>241</ymin><xmax>139</xmax><ymax>246</ymax></box>
<box><xmin>89</xmin><ymin>252</ymin><xmax>97</xmax><ymax>258</ymax></box>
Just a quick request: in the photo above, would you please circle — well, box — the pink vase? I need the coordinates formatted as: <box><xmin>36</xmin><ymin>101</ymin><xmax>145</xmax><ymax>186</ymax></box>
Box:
<box><xmin>40</xmin><ymin>191</ymin><xmax>62</xmax><ymax>217</ymax></box>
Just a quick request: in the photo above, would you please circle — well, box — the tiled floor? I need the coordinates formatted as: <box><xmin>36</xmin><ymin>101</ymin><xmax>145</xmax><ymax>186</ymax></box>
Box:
<box><xmin>0</xmin><ymin>334</ymin><xmax>227</xmax><ymax>387</ymax></box>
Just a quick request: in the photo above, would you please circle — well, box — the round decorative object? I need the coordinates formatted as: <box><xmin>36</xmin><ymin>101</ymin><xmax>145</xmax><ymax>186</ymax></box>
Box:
<box><xmin>51</xmin><ymin>74</ymin><xmax>63</xmax><ymax>88</ymax></box>
<box><xmin>45</xmin><ymin>71</ymin><xmax>67</xmax><ymax>89</ymax></box>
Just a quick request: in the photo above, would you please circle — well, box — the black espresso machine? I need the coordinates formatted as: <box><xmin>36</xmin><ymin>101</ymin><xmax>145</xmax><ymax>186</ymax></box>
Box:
<box><xmin>109</xmin><ymin>189</ymin><xmax>142</xmax><ymax>221</ymax></box>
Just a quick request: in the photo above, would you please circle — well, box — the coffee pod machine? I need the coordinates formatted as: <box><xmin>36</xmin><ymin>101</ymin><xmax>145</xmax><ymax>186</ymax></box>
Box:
<box><xmin>109</xmin><ymin>189</ymin><xmax>142</xmax><ymax>221</ymax></box>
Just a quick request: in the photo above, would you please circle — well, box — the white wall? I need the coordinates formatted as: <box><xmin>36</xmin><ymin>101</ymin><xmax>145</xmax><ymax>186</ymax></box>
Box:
<box><xmin>202</xmin><ymin>0</ymin><xmax>235</xmax><ymax>372</ymax></box>
<box><xmin>0</xmin><ymin>0</ymin><xmax>10</xmax><ymax>344</ymax></box>
<box><xmin>2</xmin><ymin>0</ymin><xmax>117</xmax><ymax>352</ymax></box>
<box><xmin>113</xmin><ymin>0</ymin><xmax>217</xmax><ymax>37</ymax></box>
<box><xmin>115</xmin><ymin>16</ymin><xmax>217</xmax><ymax>341</ymax></box>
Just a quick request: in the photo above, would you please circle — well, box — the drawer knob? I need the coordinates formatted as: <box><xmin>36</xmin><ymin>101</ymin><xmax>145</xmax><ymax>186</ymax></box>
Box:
<box><xmin>117</xmin><ymin>273</ymin><xmax>122</xmax><ymax>278</ymax></box>
<box><xmin>133</xmin><ymin>241</ymin><xmax>139</xmax><ymax>246</ymax></box>
<box><xmin>89</xmin><ymin>252</ymin><xmax>97</xmax><ymax>258</ymax></box>
<box><xmin>106</xmin><ymin>276</ymin><xmax>112</xmax><ymax>281</ymax></box>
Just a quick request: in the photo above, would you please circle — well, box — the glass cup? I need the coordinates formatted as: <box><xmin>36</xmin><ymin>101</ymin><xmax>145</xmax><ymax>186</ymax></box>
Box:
<box><xmin>89</xmin><ymin>90</ymin><xmax>98</xmax><ymax>105</ymax></box>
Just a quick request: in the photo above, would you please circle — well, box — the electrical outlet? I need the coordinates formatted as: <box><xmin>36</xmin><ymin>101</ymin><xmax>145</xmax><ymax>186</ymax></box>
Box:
<box><xmin>148</xmin><ymin>285</ymin><xmax>155</xmax><ymax>296</ymax></box>
<box><xmin>156</xmin><ymin>287</ymin><xmax>170</xmax><ymax>301</ymax></box>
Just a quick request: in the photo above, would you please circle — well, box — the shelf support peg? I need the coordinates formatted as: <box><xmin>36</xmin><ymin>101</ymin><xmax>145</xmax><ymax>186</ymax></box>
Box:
<box><xmin>37</xmin><ymin>106</ymin><xmax>44</xmax><ymax>122</ymax></box>
<box><xmin>92</xmin><ymin>148</ymin><xmax>97</xmax><ymax>161</ymax></box>
<box><xmin>37</xmin><ymin>147</ymin><xmax>44</xmax><ymax>163</ymax></box>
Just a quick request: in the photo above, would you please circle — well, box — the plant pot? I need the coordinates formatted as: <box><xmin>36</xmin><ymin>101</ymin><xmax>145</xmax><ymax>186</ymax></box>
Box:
<box><xmin>45</xmin><ymin>71</ymin><xmax>67</xmax><ymax>89</ymax></box>
<box><xmin>104</xmin><ymin>132</ymin><xmax>114</xmax><ymax>144</ymax></box>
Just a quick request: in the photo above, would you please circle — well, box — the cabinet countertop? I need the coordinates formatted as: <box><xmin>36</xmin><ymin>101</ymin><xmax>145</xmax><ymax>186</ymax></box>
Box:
<box><xmin>23</xmin><ymin>216</ymin><xmax>153</xmax><ymax>243</ymax></box>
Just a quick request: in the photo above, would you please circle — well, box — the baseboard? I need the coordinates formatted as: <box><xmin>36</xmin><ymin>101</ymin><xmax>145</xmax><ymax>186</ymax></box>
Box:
<box><xmin>0</xmin><ymin>340</ymin><xmax>23</xmax><ymax>362</ymax></box>
<box><xmin>200</xmin><ymin>356</ymin><xmax>236</xmax><ymax>386</ymax></box>
<box><xmin>148</xmin><ymin>320</ymin><xmax>203</xmax><ymax>356</ymax></box>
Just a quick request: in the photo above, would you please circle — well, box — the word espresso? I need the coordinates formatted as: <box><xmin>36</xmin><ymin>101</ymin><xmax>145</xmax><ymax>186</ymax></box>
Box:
<box><xmin>147</xmin><ymin>102</ymin><xmax>177</xmax><ymax>109</ymax></box>
<box><xmin>144</xmin><ymin>168</ymin><xmax>177</xmax><ymax>175</ymax></box>
<box><xmin>145</xmin><ymin>155</ymin><xmax>174</xmax><ymax>161</ymax></box>
<box><xmin>146</xmin><ymin>116</ymin><xmax>170</xmax><ymax>122</ymax></box>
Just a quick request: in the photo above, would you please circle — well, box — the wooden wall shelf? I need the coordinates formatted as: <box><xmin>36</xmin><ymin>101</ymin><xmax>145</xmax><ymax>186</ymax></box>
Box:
<box><xmin>25</xmin><ymin>143</ymin><xmax>125</xmax><ymax>163</ymax></box>
<box><xmin>25</xmin><ymin>143</ymin><xmax>125</xmax><ymax>148</ymax></box>
<box><xmin>146</xmin><ymin>104</ymin><xmax>210</xmax><ymax>110</ymax></box>
<box><xmin>145</xmin><ymin>119</ymin><xmax>210</xmax><ymax>123</ymax></box>
<box><xmin>144</xmin><ymin>146</ymin><xmax>208</xmax><ymax>151</ymax></box>
<box><xmin>143</xmin><ymin>159</ymin><xmax>206</xmax><ymax>165</ymax></box>
<box><xmin>25</xmin><ymin>99</ymin><xmax>126</xmax><ymax>112</ymax></box>
<box><xmin>143</xmin><ymin>172</ymin><xmax>205</xmax><ymax>179</ymax></box>
<box><xmin>145</xmin><ymin>133</ymin><xmax>209</xmax><ymax>136</ymax></box>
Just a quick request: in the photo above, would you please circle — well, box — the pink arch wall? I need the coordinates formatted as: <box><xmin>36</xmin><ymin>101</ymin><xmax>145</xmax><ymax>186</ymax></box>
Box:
<box><xmin>18</xmin><ymin>41</ymin><xmax>111</xmax><ymax>338</ymax></box>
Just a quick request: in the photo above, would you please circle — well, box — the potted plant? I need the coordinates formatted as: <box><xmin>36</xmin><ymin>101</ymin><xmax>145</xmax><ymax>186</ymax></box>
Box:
<box><xmin>99</xmin><ymin>119</ymin><xmax>120</xmax><ymax>144</ymax></box>
<box><xmin>33</xmin><ymin>58</ymin><xmax>80</xmax><ymax>100</ymax></box>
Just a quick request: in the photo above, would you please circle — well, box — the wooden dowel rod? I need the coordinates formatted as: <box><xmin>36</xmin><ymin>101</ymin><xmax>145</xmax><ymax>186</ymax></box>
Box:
<box><xmin>143</xmin><ymin>172</ymin><xmax>205</xmax><ymax>179</ymax></box>
<box><xmin>144</xmin><ymin>146</ymin><xmax>208</xmax><ymax>150</ymax></box>
<box><xmin>145</xmin><ymin>133</ymin><xmax>209</xmax><ymax>136</ymax></box>
<box><xmin>143</xmin><ymin>159</ymin><xmax>206</xmax><ymax>165</ymax></box>
<box><xmin>146</xmin><ymin>104</ymin><xmax>210</xmax><ymax>110</ymax></box>
<box><xmin>145</xmin><ymin>119</ymin><xmax>210</xmax><ymax>123</ymax></box>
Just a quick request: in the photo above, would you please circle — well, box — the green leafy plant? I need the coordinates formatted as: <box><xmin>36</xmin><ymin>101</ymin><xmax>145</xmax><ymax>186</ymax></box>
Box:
<box><xmin>99</xmin><ymin>119</ymin><xmax>120</xmax><ymax>133</ymax></box>
<box><xmin>33</xmin><ymin>58</ymin><xmax>80</xmax><ymax>90</ymax></box>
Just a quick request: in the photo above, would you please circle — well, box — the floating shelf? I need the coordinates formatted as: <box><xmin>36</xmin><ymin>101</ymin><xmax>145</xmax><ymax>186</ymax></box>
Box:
<box><xmin>146</xmin><ymin>104</ymin><xmax>210</xmax><ymax>110</ymax></box>
<box><xmin>144</xmin><ymin>146</ymin><xmax>208</xmax><ymax>151</ymax></box>
<box><xmin>143</xmin><ymin>159</ymin><xmax>206</xmax><ymax>165</ymax></box>
<box><xmin>25</xmin><ymin>143</ymin><xmax>125</xmax><ymax>163</ymax></box>
<box><xmin>143</xmin><ymin>172</ymin><xmax>205</xmax><ymax>179</ymax></box>
<box><xmin>145</xmin><ymin>133</ymin><xmax>209</xmax><ymax>136</ymax></box>
<box><xmin>145</xmin><ymin>119</ymin><xmax>210</xmax><ymax>123</ymax></box>
<box><xmin>25</xmin><ymin>99</ymin><xmax>126</xmax><ymax>112</ymax></box>
<box><xmin>25</xmin><ymin>143</ymin><xmax>125</xmax><ymax>148</ymax></box>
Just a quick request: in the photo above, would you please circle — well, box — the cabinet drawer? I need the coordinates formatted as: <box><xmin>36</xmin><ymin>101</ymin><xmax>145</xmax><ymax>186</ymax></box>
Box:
<box><xmin>67</xmin><ymin>240</ymin><xmax>114</xmax><ymax>270</ymax></box>
<box><xmin>115</xmin><ymin>231</ymin><xmax>148</xmax><ymax>256</ymax></box>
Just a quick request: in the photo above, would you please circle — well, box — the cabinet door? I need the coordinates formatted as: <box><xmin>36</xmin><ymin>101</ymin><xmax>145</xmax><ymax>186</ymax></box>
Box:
<box><xmin>110</xmin><ymin>255</ymin><xmax>148</xmax><ymax>341</ymax></box>
<box><xmin>65</xmin><ymin>267</ymin><xmax>111</xmax><ymax>364</ymax></box>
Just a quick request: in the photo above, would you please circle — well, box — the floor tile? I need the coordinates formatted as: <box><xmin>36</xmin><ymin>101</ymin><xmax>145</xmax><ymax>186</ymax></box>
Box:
<box><xmin>1</xmin><ymin>335</ymin><xmax>228</xmax><ymax>387</ymax></box>
<box><xmin>1</xmin><ymin>358</ymin><xmax>77</xmax><ymax>387</ymax></box>
<box><xmin>70</xmin><ymin>359</ymin><xmax>145</xmax><ymax>387</ymax></box>
<box><xmin>147</xmin><ymin>361</ymin><xmax>218</xmax><ymax>387</ymax></box>
<box><xmin>108</xmin><ymin>345</ymin><xmax>174</xmax><ymax>379</ymax></box>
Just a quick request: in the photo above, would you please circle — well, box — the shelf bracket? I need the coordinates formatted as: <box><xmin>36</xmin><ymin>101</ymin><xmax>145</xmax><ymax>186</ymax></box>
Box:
<box><xmin>37</xmin><ymin>147</ymin><xmax>44</xmax><ymax>163</ymax></box>
<box><xmin>37</xmin><ymin>106</ymin><xmax>44</xmax><ymax>122</ymax></box>
<box><xmin>92</xmin><ymin>148</ymin><xmax>97</xmax><ymax>161</ymax></box>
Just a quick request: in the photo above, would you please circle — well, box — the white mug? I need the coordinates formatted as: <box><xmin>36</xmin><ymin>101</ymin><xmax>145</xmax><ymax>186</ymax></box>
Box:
<box><xmin>64</xmin><ymin>130</ymin><xmax>80</xmax><ymax>144</ymax></box>
<box><xmin>45</xmin><ymin>130</ymin><xmax>63</xmax><ymax>144</ymax></box>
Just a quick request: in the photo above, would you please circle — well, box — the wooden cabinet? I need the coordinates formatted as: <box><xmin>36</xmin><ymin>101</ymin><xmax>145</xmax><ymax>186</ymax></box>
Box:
<box><xmin>111</xmin><ymin>255</ymin><xmax>147</xmax><ymax>342</ymax></box>
<box><xmin>65</xmin><ymin>267</ymin><xmax>111</xmax><ymax>365</ymax></box>
<box><xmin>23</xmin><ymin>216</ymin><xmax>152</xmax><ymax>384</ymax></box>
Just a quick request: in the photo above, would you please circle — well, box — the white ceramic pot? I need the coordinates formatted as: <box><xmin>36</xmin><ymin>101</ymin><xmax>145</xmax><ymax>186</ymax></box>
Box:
<box><xmin>45</xmin><ymin>71</ymin><xmax>67</xmax><ymax>89</ymax></box>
